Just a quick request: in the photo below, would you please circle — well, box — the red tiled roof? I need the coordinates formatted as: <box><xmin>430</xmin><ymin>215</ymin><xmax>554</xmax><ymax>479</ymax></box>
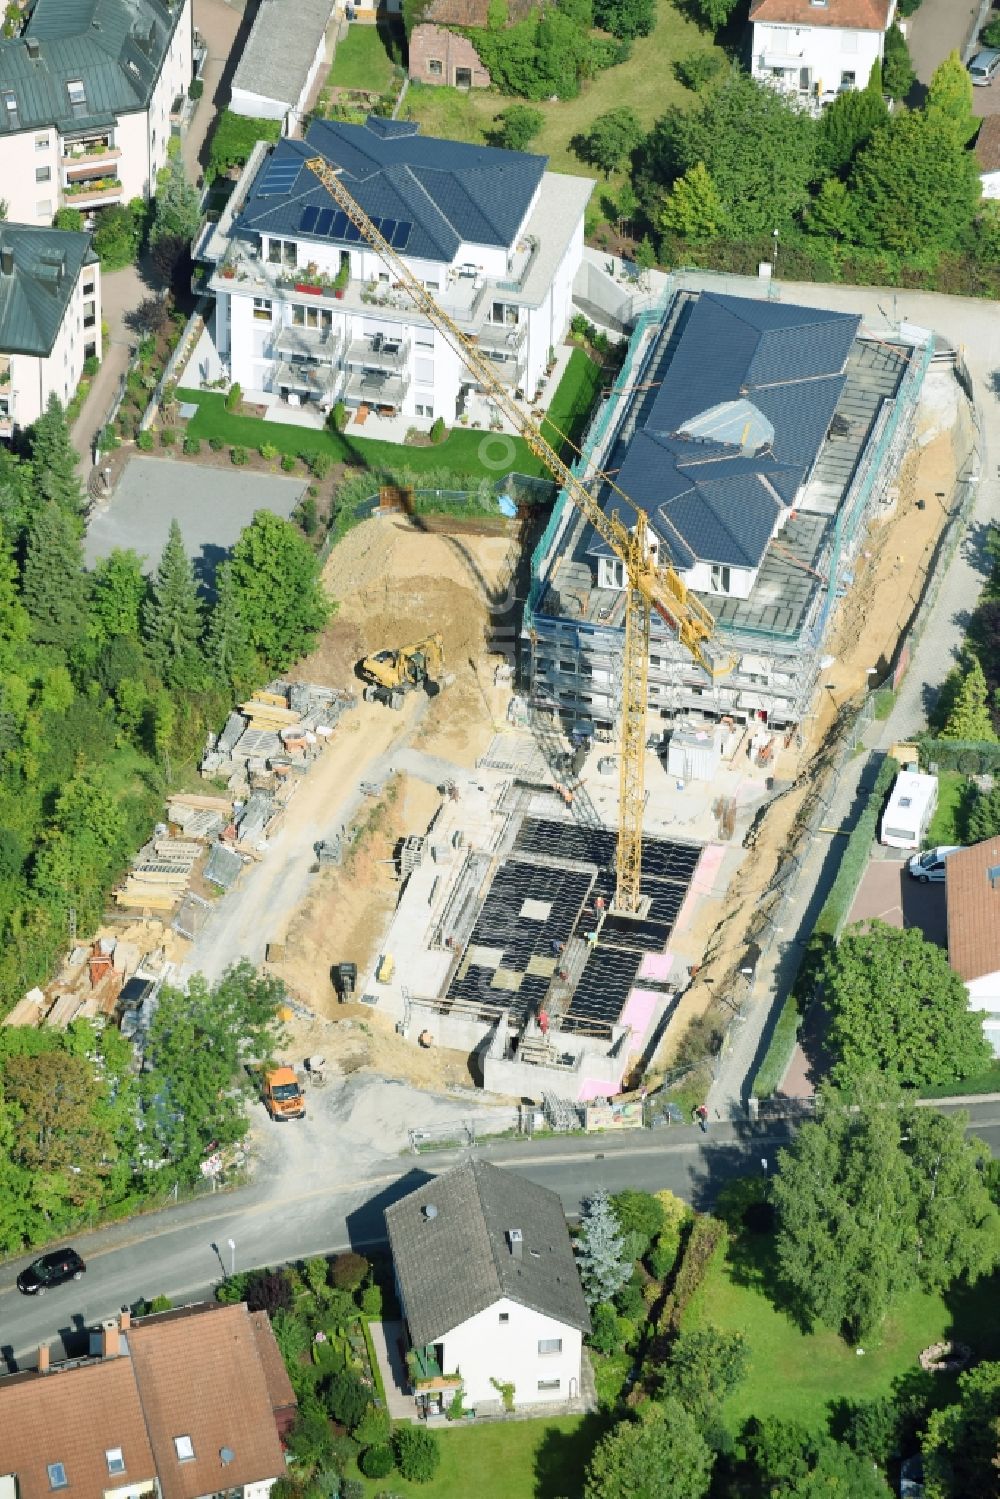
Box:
<box><xmin>946</xmin><ymin>836</ymin><xmax>1000</xmax><ymax>982</ymax></box>
<box><xmin>976</xmin><ymin>115</ymin><xmax>1000</xmax><ymax>174</ymax></box>
<box><xmin>750</xmin><ymin>0</ymin><xmax>893</xmax><ymax>28</ymax></box>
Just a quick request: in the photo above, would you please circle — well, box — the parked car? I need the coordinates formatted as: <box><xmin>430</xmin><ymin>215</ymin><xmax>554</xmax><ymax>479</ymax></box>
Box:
<box><xmin>16</xmin><ymin>1248</ymin><xmax>86</xmax><ymax>1295</ymax></box>
<box><xmin>969</xmin><ymin>48</ymin><xmax>1000</xmax><ymax>85</ymax></box>
<box><xmin>907</xmin><ymin>845</ymin><xmax>962</xmax><ymax>883</ymax></box>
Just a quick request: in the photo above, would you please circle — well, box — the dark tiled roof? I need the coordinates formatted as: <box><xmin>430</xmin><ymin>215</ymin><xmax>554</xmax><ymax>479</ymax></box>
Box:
<box><xmin>236</xmin><ymin>117</ymin><xmax>547</xmax><ymax>264</ymax></box>
<box><xmin>385</xmin><ymin>1159</ymin><xmax>591</xmax><ymax>1347</ymax></box>
<box><xmin>0</xmin><ymin>221</ymin><xmax>95</xmax><ymax>356</ymax></box>
<box><xmin>589</xmin><ymin>292</ymin><xmax>858</xmax><ymax>569</ymax></box>
<box><xmin>0</xmin><ymin>0</ymin><xmax>183</xmax><ymax>135</ymax></box>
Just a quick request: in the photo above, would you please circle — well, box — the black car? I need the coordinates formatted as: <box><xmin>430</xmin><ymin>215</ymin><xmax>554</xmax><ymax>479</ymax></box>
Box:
<box><xmin>16</xmin><ymin>1248</ymin><xmax>86</xmax><ymax>1295</ymax></box>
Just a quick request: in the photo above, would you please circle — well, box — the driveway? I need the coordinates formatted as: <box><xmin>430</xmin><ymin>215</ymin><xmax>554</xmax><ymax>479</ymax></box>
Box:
<box><xmin>84</xmin><ymin>456</ymin><xmax>306</xmax><ymax>580</ymax></box>
<box><xmin>846</xmin><ymin>854</ymin><xmax>949</xmax><ymax>947</ymax></box>
<box><xmin>185</xmin><ymin>0</ymin><xmax>245</xmax><ymax>184</ymax></box>
<box><xmin>906</xmin><ymin>0</ymin><xmax>981</xmax><ymax>87</ymax></box>
<box><xmin>70</xmin><ymin>263</ymin><xmax>150</xmax><ymax>474</ymax></box>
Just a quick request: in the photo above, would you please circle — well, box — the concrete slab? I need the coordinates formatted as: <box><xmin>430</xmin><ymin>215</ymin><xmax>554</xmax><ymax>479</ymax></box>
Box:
<box><xmin>846</xmin><ymin>854</ymin><xmax>948</xmax><ymax>948</ymax></box>
<box><xmin>369</xmin><ymin>1319</ymin><xmax>418</xmax><ymax>1422</ymax></box>
<box><xmin>85</xmin><ymin>456</ymin><xmax>307</xmax><ymax>583</ymax></box>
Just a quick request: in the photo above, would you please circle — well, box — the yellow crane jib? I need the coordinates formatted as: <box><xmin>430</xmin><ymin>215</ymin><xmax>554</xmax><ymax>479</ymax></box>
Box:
<box><xmin>302</xmin><ymin>153</ymin><xmax>729</xmax><ymax>910</ymax></box>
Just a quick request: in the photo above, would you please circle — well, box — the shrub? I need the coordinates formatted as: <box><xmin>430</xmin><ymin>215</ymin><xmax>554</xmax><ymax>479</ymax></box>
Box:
<box><xmin>208</xmin><ymin>109</ymin><xmax>281</xmax><ymax>182</ymax></box>
<box><xmin>216</xmin><ymin>1272</ymin><xmax>251</xmax><ymax>1304</ymax></box>
<box><xmin>296</xmin><ymin>495</ymin><xmax>319</xmax><ymax>537</ymax></box>
<box><xmin>674</xmin><ymin>51</ymin><xmax>724</xmax><ymax>90</ymax></box>
<box><xmin>325</xmin><ymin>1369</ymin><xmax>369</xmax><ymax>1429</ymax></box>
<box><xmin>360</xmin><ymin>1283</ymin><xmax>383</xmax><ymax>1318</ymax></box>
<box><xmin>160</xmin><ymin>427</ymin><xmax>176</xmax><ymax>446</ymax></box>
<box><xmin>611</xmin><ymin>1189</ymin><xmax>665</xmax><ymax>1253</ymax></box>
<box><xmin>54</xmin><ymin>207</ymin><xmax>85</xmax><ymax>231</ymax></box>
<box><xmin>281</xmin><ymin>453</ymin><xmax>297</xmax><ymax>472</ymax></box>
<box><xmin>208</xmin><ymin>434</ymin><xmax>225</xmax><ymax>452</ymax></box>
<box><xmin>331</xmin><ymin>1252</ymin><xmax>370</xmax><ymax>1292</ymax></box>
<box><xmin>311</xmin><ymin>450</ymin><xmax>333</xmax><ymax>480</ymax></box>
<box><xmin>98</xmin><ymin>424</ymin><xmax>119</xmax><ymax>451</ymax></box>
<box><xmin>328</xmin><ymin>400</ymin><xmax>348</xmax><ymax>433</ymax></box>
<box><xmin>259</xmin><ymin>441</ymin><xmax>279</xmax><ymax>461</ymax></box>
<box><xmin>360</xmin><ymin>1445</ymin><xmax>395</xmax><ymax>1479</ymax></box>
<box><xmin>224</xmin><ymin>381</ymin><xmax>242</xmax><ymax>413</ymax></box>
<box><xmin>303</xmin><ymin>1255</ymin><xmax>330</xmax><ymax>1296</ymax></box>
<box><xmin>429</xmin><ymin>416</ymin><xmax>446</xmax><ymax>444</ymax></box>
<box><xmin>244</xmin><ymin>1268</ymin><xmax>293</xmax><ymax>1316</ymax></box>
<box><xmin>136</xmin><ymin>430</ymin><xmax>154</xmax><ymax>451</ymax></box>
<box><xmin>183</xmin><ymin>434</ymin><xmax>201</xmax><ymax>455</ymax></box>
<box><xmin>615</xmin><ymin>1276</ymin><xmax>645</xmax><ymax>1322</ymax></box>
<box><xmin>230</xmin><ymin>445</ymin><xmax>248</xmax><ymax>466</ymax></box>
<box><xmin>393</xmin><ymin>1424</ymin><xmax>441</xmax><ymax>1483</ymax></box>
<box><xmin>188</xmin><ymin>77</ymin><xmax>204</xmax><ymax>100</ymax></box>
<box><xmin>355</xmin><ymin>1407</ymin><xmax>391</xmax><ymax>1449</ymax></box>
<box><xmin>648</xmin><ymin>1233</ymin><xmax>681</xmax><ymax>1282</ymax></box>
<box><xmin>341</xmin><ymin>1483</ymin><xmax>365</xmax><ymax>1499</ymax></box>
<box><xmin>82</xmin><ymin>354</ymin><xmax>100</xmax><ymax>377</ymax></box>
<box><xmin>590</xmin><ymin>1301</ymin><xmax>624</xmax><ymax>1355</ymax></box>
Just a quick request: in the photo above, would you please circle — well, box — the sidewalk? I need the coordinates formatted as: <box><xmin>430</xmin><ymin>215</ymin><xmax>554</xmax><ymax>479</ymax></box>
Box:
<box><xmin>70</xmin><ymin>262</ymin><xmax>149</xmax><ymax>473</ymax></box>
<box><xmin>184</xmin><ymin>0</ymin><xmax>243</xmax><ymax>184</ymax></box>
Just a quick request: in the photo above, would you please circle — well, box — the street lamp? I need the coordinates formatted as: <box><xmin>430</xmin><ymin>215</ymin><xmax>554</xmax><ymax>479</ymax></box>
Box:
<box><xmin>226</xmin><ymin>1237</ymin><xmax>236</xmax><ymax>1276</ymax></box>
<box><xmin>772</xmin><ymin>228</ymin><xmax>779</xmax><ymax>275</ymax></box>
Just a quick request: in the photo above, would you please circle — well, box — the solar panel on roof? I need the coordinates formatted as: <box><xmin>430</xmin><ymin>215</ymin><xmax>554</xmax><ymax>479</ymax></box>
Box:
<box><xmin>314</xmin><ymin>208</ymin><xmax>335</xmax><ymax>236</ymax></box>
<box><xmin>344</xmin><ymin>221</ymin><xmax>362</xmax><ymax>242</ymax></box>
<box><xmin>299</xmin><ymin>205</ymin><xmax>319</xmax><ymax>233</ymax></box>
<box><xmin>391</xmin><ymin>221</ymin><xmax>412</xmax><ymax>249</ymax></box>
<box><xmin>259</xmin><ymin>161</ymin><xmax>300</xmax><ymax>197</ymax></box>
<box><xmin>378</xmin><ymin>217</ymin><xmax>397</xmax><ymax>242</ymax></box>
<box><xmin>330</xmin><ymin>211</ymin><xmax>349</xmax><ymax>239</ymax></box>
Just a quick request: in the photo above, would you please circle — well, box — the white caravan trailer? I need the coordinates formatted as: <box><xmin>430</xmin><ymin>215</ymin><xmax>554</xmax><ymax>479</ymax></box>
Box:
<box><xmin>880</xmin><ymin>770</ymin><xmax>939</xmax><ymax>851</ymax></box>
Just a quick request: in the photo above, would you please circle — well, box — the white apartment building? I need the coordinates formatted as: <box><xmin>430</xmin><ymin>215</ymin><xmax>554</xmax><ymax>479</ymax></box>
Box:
<box><xmin>0</xmin><ymin>221</ymin><xmax>101</xmax><ymax>438</ymax></box>
<box><xmin>0</xmin><ymin>0</ymin><xmax>192</xmax><ymax>228</ymax></box>
<box><xmin>749</xmin><ymin>0</ymin><xmax>895</xmax><ymax>109</ymax></box>
<box><xmin>203</xmin><ymin>115</ymin><xmax>592</xmax><ymax>426</ymax></box>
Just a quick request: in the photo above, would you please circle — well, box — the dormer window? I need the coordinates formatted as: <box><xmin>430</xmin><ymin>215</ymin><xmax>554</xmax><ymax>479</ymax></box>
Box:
<box><xmin>106</xmin><ymin>1449</ymin><xmax>126</xmax><ymax>1476</ymax></box>
<box><xmin>66</xmin><ymin>79</ymin><xmax>87</xmax><ymax>116</ymax></box>
<box><xmin>173</xmin><ymin>1436</ymin><xmax>195</xmax><ymax>1462</ymax></box>
<box><xmin>3</xmin><ymin>91</ymin><xmax>17</xmax><ymax>120</ymax></box>
<box><xmin>47</xmin><ymin>1465</ymin><xmax>68</xmax><ymax>1491</ymax></box>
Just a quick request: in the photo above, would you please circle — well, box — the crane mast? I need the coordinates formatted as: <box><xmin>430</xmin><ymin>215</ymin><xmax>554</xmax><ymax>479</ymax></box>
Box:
<box><xmin>304</xmin><ymin>154</ymin><xmax>726</xmax><ymax>912</ymax></box>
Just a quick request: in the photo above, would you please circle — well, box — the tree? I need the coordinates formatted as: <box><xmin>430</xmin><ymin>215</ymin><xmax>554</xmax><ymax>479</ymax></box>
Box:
<box><xmin>610</xmin><ymin>1189</ymin><xmax>664</xmax><ymax>1252</ymax></box>
<box><xmin>941</xmin><ymin>656</ymin><xmax>996</xmax><ymax>740</ymax></box>
<box><xmin>4</xmin><ymin>1049</ymin><xmax>111</xmax><ymax>1191</ymax></box>
<box><xmin>686</xmin><ymin>0</ymin><xmax>740</xmax><ymax>27</ymax></box>
<box><xmin>28</xmin><ymin>395</ymin><xmax>86</xmax><ymax>522</ymax></box>
<box><xmin>152</xmin><ymin>160</ymin><xmax>201</xmax><ymax>244</ymax></box>
<box><xmin>661</xmin><ymin>1326</ymin><xmax>749</xmax><ymax>1417</ymax></box>
<box><xmin>966</xmin><ymin>782</ymin><xmax>1000</xmax><ymax>843</ymax></box>
<box><xmin>204</xmin><ymin>561</ymin><xmax>258</xmax><ymax>695</ymax></box>
<box><xmin>822</xmin><ymin>922</ymin><xmax>992</xmax><ymax>1088</ymax></box>
<box><xmin>660</xmin><ymin>160</ymin><xmax>723</xmax><ymax>239</ymax></box>
<box><xmin>593</xmin><ymin>0</ymin><xmax>655</xmax><ymax>40</ymax></box>
<box><xmin>91</xmin><ymin>201</ymin><xmax>144</xmax><ymax>270</ymax></box>
<box><xmin>229</xmin><ymin>511</ymin><xmax>330</xmax><ymax>669</ymax></box>
<box><xmin>803</xmin><ymin>176</ymin><xmax>854</xmax><ymax>241</ymax></box>
<box><xmin>324</xmin><ymin>1368</ymin><xmax>369</xmax><ymax>1429</ymax></box>
<box><xmin>89</xmin><ymin>549</ymin><xmax>147</xmax><ymax>644</ymax></box>
<box><xmin>882</xmin><ymin>23</ymin><xmax>915</xmax><ymax>100</ymax></box>
<box><xmin>393</xmin><ymin>1424</ymin><xmax>441</xmax><ymax>1482</ymax></box>
<box><xmin>584</xmin><ymin>1400</ymin><xmax>714</xmax><ymax>1499</ymax></box>
<box><xmin>925</xmin><ymin>51</ymin><xmax>978</xmax><ymax>143</ymax></box>
<box><xmin>491</xmin><ymin>104</ymin><xmax>544</xmax><ymax>151</ymax></box>
<box><xmin>53</xmin><ymin>207</ymin><xmax>84</xmax><ymax>232</ymax></box>
<box><xmin>142</xmin><ymin>519</ymin><xmax>205</xmax><ymax>690</ymax></box>
<box><xmin>21</xmin><ymin>501</ymin><xmax>89</xmax><ymax>649</ymax></box>
<box><xmin>815</xmin><ymin>85</ymin><xmax>889</xmax><ymax>177</ymax></box>
<box><xmin>575</xmin><ymin>1188</ymin><xmax>631</xmax><ymax>1306</ymax></box>
<box><xmin>922</xmin><ymin>1361</ymin><xmax>1000</xmax><ymax>1499</ymax></box>
<box><xmin>0</xmin><ymin>523</ymin><xmax>29</xmax><ymax>676</ymax></box>
<box><xmin>32</xmin><ymin>764</ymin><xmax>131</xmax><ymax>930</ymax></box>
<box><xmin>578</xmin><ymin>109</ymin><xmax>645</xmax><ymax>178</ymax></box>
<box><xmin>902</xmin><ymin>1104</ymin><xmax>1000</xmax><ymax>1292</ymax></box>
<box><xmin>744</xmin><ymin>1416</ymin><xmax>892</xmax><ymax>1497</ymax></box>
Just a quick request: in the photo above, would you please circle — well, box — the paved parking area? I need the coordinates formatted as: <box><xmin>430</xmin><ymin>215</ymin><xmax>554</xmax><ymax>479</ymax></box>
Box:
<box><xmin>84</xmin><ymin>456</ymin><xmax>306</xmax><ymax>581</ymax></box>
<box><xmin>846</xmin><ymin>854</ymin><xmax>948</xmax><ymax>948</ymax></box>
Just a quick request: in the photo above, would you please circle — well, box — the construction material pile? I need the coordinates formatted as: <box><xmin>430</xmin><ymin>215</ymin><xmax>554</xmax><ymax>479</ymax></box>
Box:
<box><xmin>200</xmin><ymin>680</ymin><xmax>356</xmax><ymax>788</ymax></box>
<box><xmin>3</xmin><ymin>937</ymin><xmax>142</xmax><ymax>1028</ymax></box>
<box><xmin>114</xmin><ymin>796</ymin><xmax>234</xmax><ymax>912</ymax></box>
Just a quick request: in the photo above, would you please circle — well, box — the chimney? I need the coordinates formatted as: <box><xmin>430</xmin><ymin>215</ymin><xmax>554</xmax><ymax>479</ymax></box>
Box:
<box><xmin>101</xmin><ymin>1319</ymin><xmax>120</xmax><ymax>1359</ymax></box>
<box><xmin>119</xmin><ymin>1307</ymin><xmax>131</xmax><ymax>1333</ymax></box>
<box><xmin>37</xmin><ymin>1344</ymin><xmax>50</xmax><ymax>1374</ymax></box>
<box><xmin>25</xmin><ymin>37</ymin><xmax>39</xmax><ymax>58</ymax></box>
<box><xmin>508</xmin><ymin>1228</ymin><xmax>523</xmax><ymax>1261</ymax></box>
<box><xmin>0</xmin><ymin>247</ymin><xmax>13</xmax><ymax>277</ymax></box>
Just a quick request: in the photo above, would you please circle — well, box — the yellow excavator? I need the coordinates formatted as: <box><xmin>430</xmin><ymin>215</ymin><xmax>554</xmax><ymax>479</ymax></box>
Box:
<box><xmin>360</xmin><ymin>632</ymin><xmax>446</xmax><ymax>710</ymax></box>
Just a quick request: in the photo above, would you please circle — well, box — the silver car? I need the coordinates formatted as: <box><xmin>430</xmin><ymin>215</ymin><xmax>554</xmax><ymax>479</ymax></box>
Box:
<box><xmin>969</xmin><ymin>48</ymin><xmax>1000</xmax><ymax>86</ymax></box>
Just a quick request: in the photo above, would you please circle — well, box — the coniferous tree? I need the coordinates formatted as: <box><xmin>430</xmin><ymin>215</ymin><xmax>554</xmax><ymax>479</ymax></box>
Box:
<box><xmin>576</xmin><ymin>1187</ymin><xmax>631</xmax><ymax>1306</ymax></box>
<box><xmin>142</xmin><ymin>520</ymin><xmax>204</xmax><ymax>690</ymax></box>
<box><xmin>21</xmin><ymin>501</ymin><xmax>88</xmax><ymax>648</ymax></box>
<box><xmin>205</xmin><ymin>561</ymin><xmax>258</xmax><ymax>696</ymax></box>
<box><xmin>941</xmin><ymin>656</ymin><xmax>996</xmax><ymax>741</ymax></box>
<box><xmin>28</xmin><ymin>395</ymin><xmax>86</xmax><ymax>524</ymax></box>
<box><xmin>0</xmin><ymin>522</ymin><xmax>29</xmax><ymax>673</ymax></box>
<box><xmin>90</xmin><ymin>549</ymin><xmax>147</xmax><ymax>644</ymax></box>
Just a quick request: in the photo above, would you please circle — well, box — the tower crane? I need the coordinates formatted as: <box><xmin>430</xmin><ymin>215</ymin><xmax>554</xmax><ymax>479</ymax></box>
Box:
<box><xmin>304</xmin><ymin>154</ymin><xmax>732</xmax><ymax>913</ymax></box>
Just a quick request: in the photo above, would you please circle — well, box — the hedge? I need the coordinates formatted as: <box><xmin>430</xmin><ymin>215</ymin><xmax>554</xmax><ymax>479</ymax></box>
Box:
<box><xmin>813</xmin><ymin>754</ymin><xmax>899</xmax><ymax>939</ymax></box>
<box><xmin>917</xmin><ymin>737</ymin><xmax>1000</xmax><ymax>775</ymax></box>
<box><xmin>207</xmin><ymin>110</ymin><xmax>281</xmax><ymax>182</ymax></box>
<box><xmin>658</xmin><ymin>1215</ymin><xmax>727</xmax><ymax>1334</ymax></box>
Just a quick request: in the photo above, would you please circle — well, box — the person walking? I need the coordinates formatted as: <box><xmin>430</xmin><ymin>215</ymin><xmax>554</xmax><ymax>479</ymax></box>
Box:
<box><xmin>695</xmin><ymin>1104</ymin><xmax>709</xmax><ymax>1133</ymax></box>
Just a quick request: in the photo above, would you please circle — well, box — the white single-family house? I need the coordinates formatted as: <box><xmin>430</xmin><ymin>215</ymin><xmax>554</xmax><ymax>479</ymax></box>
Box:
<box><xmin>945</xmin><ymin>836</ymin><xmax>1000</xmax><ymax>1057</ymax></box>
<box><xmin>201</xmin><ymin>114</ymin><xmax>592</xmax><ymax>426</ymax></box>
<box><xmin>749</xmin><ymin>0</ymin><xmax>896</xmax><ymax>109</ymax></box>
<box><xmin>384</xmin><ymin>1159</ymin><xmax>592</xmax><ymax>1412</ymax></box>
<box><xmin>0</xmin><ymin>221</ymin><xmax>101</xmax><ymax>439</ymax></box>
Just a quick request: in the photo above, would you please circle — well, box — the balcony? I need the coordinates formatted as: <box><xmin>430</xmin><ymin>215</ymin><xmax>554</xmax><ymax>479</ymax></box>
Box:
<box><xmin>62</xmin><ymin>177</ymin><xmax>123</xmax><ymax>207</ymax></box>
<box><xmin>62</xmin><ymin>145</ymin><xmax>121</xmax><ymax>176</ymax></box>
<box><xmin>345</xmin><ymin>333</ymin><xmax>410</xmax><ymax>372</ymax></box>
<box><xmin>274</xmin><ymin>360</ymin><xmax>341</xmax><ymax>399</ymax></box>
<box><xmin>406</xmin><ymin>1345</ymin><xmax>462</xmax><ymax>1393</ymax></box>
<box><xmin>472</xmin><ymin>320</ymin><xmax>526</xmax><ymax>355</ymax></box>
<box><xmin>464</xmin><ymin>350</ymin><xmax>526</xmax><ymax>389</ymax></box>
<box><xmin>272</xmin><ymin>324</ymin><xmax>342</xmax><ymax>363</ymax></box>
<box><xmin>344</xmin><ymin>369</ymin><xmax>410</xmax><ymax>410</ymax></box>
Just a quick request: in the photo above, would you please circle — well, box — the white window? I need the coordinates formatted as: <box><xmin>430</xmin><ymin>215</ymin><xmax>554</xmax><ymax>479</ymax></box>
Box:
<box><xmin>106</xmin><ymin>1449</ymin><xmax>126</xmax><ymax>1476</ymax></box>
<box><xmin>47</xmin><ymin>1466</ymin><xmax>68</xmax><ymax>1491</ymax></box>
<box><xmin>710</xmin><ymin>564</ymin><xmax>731</xmax><ymax>593</ymax></box>
<box><xmin>35</xmin><ymin>133</ymin><xmax>49</xmax><ymax>150</ymax></box>
<box><xmin>414</xmin><ymin>403</ymin><xmax>435</xmax><ymax>418</ymax></box>
<box><xmin>538</xmin><ymin>1338</ymin><xmax>563</xmax><ymax>1355</ymax></box>
<box><xmin>415</xmin><ymin>328</ymin><xmax>434</xmax><ymax>348</ymax></box>
<box><xmin>36</xmin><ymin>166</ymin><xmax>51</xmax><ymax>183</ymax></box>
<box><xmin>537</xmin><ymin>1378</ymin><xmax>561</xmax><ymax>1391</ymax></box>
<box><xmin>66</xmin><ymin>79</ymin><xmax>86</xmax><ymax>107</ymax></box>
<box><xmin>83</xmin><ymin>278</ymin><xmax>95</xmax><ymax>295</ymax></box>
<box><xmin>173</xmin><ymin>1436</ymin><xmax>195</xmax><ymax>1462</ymax></box>
<box><xmin>840</xmin><ymin>70</ymin><xmax>856</xmax><ymax>88</ymax></box>
<box><xmin>428</xmin><ymin>58</ymin><xmax>443</xmax><ymax>76</ymax></box>
<box><xmin>415</xmin><ymin>358</ymin><xmax>434</xmax><ymax>385</ymax></box>
<box><xmin>252</xmin><ymin>297</ymin><xmax>273</xmax><ymax>321</ymax></box>
<box><xmin>267</xmin><ymin>237</ymin><xmax>298</xmax><ymax>267</ymax></box>
<box><xmin>2</xmin><ymin>90</ymin><xmax>17</xmax><ymax>117</ymax></box>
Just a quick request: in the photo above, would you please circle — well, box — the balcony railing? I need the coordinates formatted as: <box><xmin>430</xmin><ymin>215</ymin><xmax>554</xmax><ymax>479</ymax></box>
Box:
<box><xmin>63</xmin><ymin>177</ymin><xmax>123</xmax><ymax>204</ymax></box>
<box><xmin>345</xmin><ymin>335</ymin><xmax>410</xmax><ymax>371</ymax></box>
<box><xmin>473</xmin><ymin>320</ymin><xmax>526</xmax><ymax>354</ymax></box>
<box><xmin>406</xmin><ymin>1345</ymin><xmax>462</xmax><ymax>1392</ymax></box>
<box><xmin>344</xmin><ymin>369</ymin><xmax>410</xmax><ymax>409</ymax></box>
<box><xmin>271</xmin><ymin>325</ymin><xmax>342</xmax><ymax>362</ymax></box>
<box><xmin>62</xmin><ymin>146</ymin><xmax>120</xmax><ymax>174</ymax></box>
<box><xmin>274</xmin><ymin>360</ymin><xmax>341</xmax><ymax>398</ymax></box>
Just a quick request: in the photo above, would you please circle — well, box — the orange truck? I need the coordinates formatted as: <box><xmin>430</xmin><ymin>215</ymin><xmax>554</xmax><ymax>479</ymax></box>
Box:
<box><xmin>263</xmin><ymin>1066</ymin><xmax>306</xmax><ymax>1121</ymax></box>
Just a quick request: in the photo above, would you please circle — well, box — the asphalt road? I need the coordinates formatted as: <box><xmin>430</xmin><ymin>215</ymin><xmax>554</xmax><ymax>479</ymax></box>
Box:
<box><xmin>2</xmin><ymin>1099</ymin><xmax>997</xmax><ymax>1372</ymax></box>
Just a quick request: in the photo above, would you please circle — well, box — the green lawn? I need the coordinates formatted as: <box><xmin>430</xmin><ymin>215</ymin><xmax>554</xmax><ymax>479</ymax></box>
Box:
<box><xmin>327</xmin><ymin>25</ymin><xmax>399</xmax><ymax>92</ymax></box>
<box><xmin>348</xmin><ymin>1414</ymin><xmax>607</xmax><ymax>1498</ymax></box>
<box><xmin>926</xmin><ymin>769</ymin><xmax>968</xmax><ymax>847</ymax></box>
<box><xmin>176</xmin><ymin>349</ymin><xmax>601</xmax><ymax>482</ymax></box>
<box><xmin>402</xmin><ymin>0</ymin><xmax>723</xmax><ymax>183</ymax></box>
<box><xmin>684</xmin><ymin>1237</ymin><xmax>1000</xmax><ymax>1433</ymax></box>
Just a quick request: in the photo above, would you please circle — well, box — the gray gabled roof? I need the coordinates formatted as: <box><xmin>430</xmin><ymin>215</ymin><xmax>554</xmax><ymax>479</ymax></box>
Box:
<box><xmin>0</xmin><ymin>0</ymin><xmax>183</xmax><ymax>135</ymax></box>
<box><xmin>236</xmin><ymin>116</ymin><xmax>547</xmax><ymax>265</ymax></box>
<box><xmin>231</xmin><ymin>0</ymin><xmax>334</xmax><ymax>111</ymax></box>
<box><xmin>385</xmin><ymin>1160</ymin><xmax>591</xmax><ymax>1348</ymax></box>
<box><xmin>0</xmin><ymin>221</ymin><xmax>95</xmax><ymax>356</ymax></box>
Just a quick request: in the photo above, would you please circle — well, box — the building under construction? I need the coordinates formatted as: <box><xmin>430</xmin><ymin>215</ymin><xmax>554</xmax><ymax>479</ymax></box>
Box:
<box><xmin>526</xmin><ymin>286</ymin><xmax>932</xmax><ymax>734</ymax></box>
